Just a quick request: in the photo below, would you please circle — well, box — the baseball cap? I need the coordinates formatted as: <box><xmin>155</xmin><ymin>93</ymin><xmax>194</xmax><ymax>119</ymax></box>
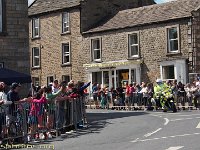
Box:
<box><xmin>11</xmin><ymin>82</ymin><xmax>21</xmax><ymax>89</ymax></box>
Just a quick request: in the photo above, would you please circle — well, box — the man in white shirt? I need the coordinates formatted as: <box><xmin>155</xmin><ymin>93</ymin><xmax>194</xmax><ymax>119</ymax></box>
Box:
<box><xmin>52</xmin><ymin>80</ymin><xmax>60</xmax><ymax>93</ymax></box>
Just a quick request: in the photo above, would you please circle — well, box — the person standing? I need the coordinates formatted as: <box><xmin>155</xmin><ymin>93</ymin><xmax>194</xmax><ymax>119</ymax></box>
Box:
<box><xmin>6</xmin><ymin>83</ymin><xmax>21</xmax><ymax>125</ymax></box>
<box><xmin>52</xmin><ymin>80</ymin><xmax>60</xmax><ymax>93</ymax></box>
<box><xmin>0</xmin><ymin>82</ymin><xmax>12</xmax><ymax>143</ymax></box>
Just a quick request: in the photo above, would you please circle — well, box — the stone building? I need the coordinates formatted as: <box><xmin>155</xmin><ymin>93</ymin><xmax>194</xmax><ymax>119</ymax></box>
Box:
<box><xmin>81</xmin><ymin>0</ymin><xmax>200</xmax><ymax>90</ymax></box>
<box><xmin>0</xmin><ymin>0</ymin><xmax>29</xmax><ymax>75</ymax></box>
<box><xmin>28</xmin><ymin>0</ymin><xmax>155</xmax><ymax>86</ymax></box>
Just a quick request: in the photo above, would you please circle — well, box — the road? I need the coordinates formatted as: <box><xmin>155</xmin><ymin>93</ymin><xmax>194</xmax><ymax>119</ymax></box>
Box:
<box><xmin>11</xmin><ymin>109</ymin><xmax>200</xmax><ymax>150</ymax></box>
<box><xmin>49</xmin><ymin>109</ymin><xmax>200</xmax><ymax>150</ymax></box>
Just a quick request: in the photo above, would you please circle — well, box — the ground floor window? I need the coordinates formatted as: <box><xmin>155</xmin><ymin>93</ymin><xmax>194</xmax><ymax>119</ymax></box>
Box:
<box><xmin>162</xmin><ymin>65</ymin><xmax>175</xmax><ymax>80</ymax></box>
<box><xmin>117</xmin><ymin>69</ymin><xmax>129</xmax><ymax>88</ymax></box>
<box><xmin>160</xmin><ymin>59</ymin><xmax>187</xmax><ymax>84</ymax></box>
<box><xmin>32</xmin><ymin>77</ymin><xmax>40</xmax><ymax>87</ymax></box>
<box><xmin>91</xmin><ymin>68</ymin><xmax>136</xmax><ymax>89</ymax></box>
<box><xmin>92</xmin><ymin>72</ymin><xmax>102</xmax><ymax>85</ymax></box>
<box><xmin>47</xmin><ymin>76</ymin><xmax>54</xmax><ymax>86</ymax></box>
<box><xmin>62</xmin><ymin>75</ymin><xmax>70</xmax><ymax>83</ymax></box>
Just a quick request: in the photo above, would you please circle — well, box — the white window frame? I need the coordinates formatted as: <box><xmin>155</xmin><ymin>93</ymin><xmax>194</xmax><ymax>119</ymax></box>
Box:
<box><xmin>32</xmin><ymin>47</ymin><xmax>40</xmax><ymax>68</ymax></box>
<box><xmin>167</xmin><ymin>25</ymin><xmax>180</xmax><ymax>53</ymax></box>
<box><xmin>160</xmin><ymin>59</ymin><xmax>187</xmax><ymax>84</ymax></box>
<box><xmin>128</xmin><ymin>32</ymin><xmax>139</xmax><ymax>58</ymax></box>
<box><xmin>91</xmin><ymin>38</ymin><xmax>102</xmax><ymax>62</ymax></box>
<box><xmin>62</xmin><ymin>12</ymin><xmax>70</xmax><ymax>33</ymax></box>
<box><xmin>62</xmin><ymin>43</ymin><xmax>71</xmax><ymax>64</ymax></box>
<box><xmin>32</xmin><ymin>18</ymin><xmax>40</xmax><ymax>38</ymax></box>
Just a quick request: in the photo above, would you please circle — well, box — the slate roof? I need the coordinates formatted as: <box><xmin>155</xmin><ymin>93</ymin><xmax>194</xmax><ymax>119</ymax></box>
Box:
<box><xmin>85</xmin><ymin>0</ymin><xmax>200</xmax><ymax>33</ymax></box>
<box><xmin>28</xmin><ymin>0</ymin><xmax>81</xmax><ymax>16</ymax></box>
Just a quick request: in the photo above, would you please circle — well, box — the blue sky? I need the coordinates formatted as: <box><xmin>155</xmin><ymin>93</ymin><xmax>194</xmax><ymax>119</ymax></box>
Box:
<box><xmin>155</xmin><ymin>0</ymin><xmax>176</xmax><ymax>4</ymax></box>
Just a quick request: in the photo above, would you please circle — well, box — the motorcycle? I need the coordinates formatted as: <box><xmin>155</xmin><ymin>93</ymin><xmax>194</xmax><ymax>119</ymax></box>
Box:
<box><xmin>155</xmin><ymin>92</ymin><xmax>177</xmax><ymax>113</ymax></box>
<box><xmin>164</xmin><ymin>94</ymin><xmax>177</xmax><ymax>113</ymax></box>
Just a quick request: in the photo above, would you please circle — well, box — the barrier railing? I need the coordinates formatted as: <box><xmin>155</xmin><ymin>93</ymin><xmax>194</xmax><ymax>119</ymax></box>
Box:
<box><xmin>0</xmin><ymin>96</ymin><xmax>87</xmax><ymax>144</ymax></box>
<box><xmin>86</xmin><ymin>92</ymin><xmax>199</xmax><ymax>110</ymax></box>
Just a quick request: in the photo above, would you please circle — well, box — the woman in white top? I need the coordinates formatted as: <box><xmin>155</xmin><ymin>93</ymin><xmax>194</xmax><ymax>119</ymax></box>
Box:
<box><xmin>0</xmin><ymin>82</ymin><xmax>12</xmax><ymax>142</ymax></box>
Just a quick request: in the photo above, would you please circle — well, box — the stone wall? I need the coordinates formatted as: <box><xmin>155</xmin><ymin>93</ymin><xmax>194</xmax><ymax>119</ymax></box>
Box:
<box><xmin>0</xmin><ymin>0</ymin><xmax>29</xmax><ymax>74</ymax></box>
<box><xmin>81</xmin><ymin>19</ymin><xmax>190</xmax><ymax>83</ymax></box>
<box><xmin>192</xmin><ymin>9</ymin><xmax>200</xmax><ymax>74</ymax></box>
<box><xmin>0</xmin><ymin>0</ymin><xmax>30</xmax><ymax>96</ymax></box>
<box><xmin>30</xmin><ymin>9</ymin><xmax>83</xmax><ymax>86</ymax></box>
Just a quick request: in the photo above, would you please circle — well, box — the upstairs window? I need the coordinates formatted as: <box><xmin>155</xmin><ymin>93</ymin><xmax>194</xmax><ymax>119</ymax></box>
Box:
<box><xmin>91</xmin><ymin>38</ymin><xmax>101</xmax><ymax>62</ymax></box>
<box><xmin>62</xmin><ymin>12</ymin><xmax>70</xmax><ymax>33</ymax></box>
<box><xmin>32</xmin><ymin>47</ymin><xmax>40</xmax><ymax>68</ymax></box>
<box><xmin>62</xmin><ymin>43</ymin><xmax>70</xmax><ymax>64</ymax></box>
<box><xmin>0</xmin><ymin>0</ymin><xmax>5</xmax><ymax>33</ymax></box>
<box><xmin>128</xmin><ymin>33</ymin><xmax>139</xmax><ymax>58</ymax></box>
<box><xmin>32</xmin><ymin>18</ymin><xmax>40</xmax><ymax>38</ymax></box>
<box><xmin>167</xmin><ymin>27</ymin><xmax>179</xmax><ymax>53</ymax></box>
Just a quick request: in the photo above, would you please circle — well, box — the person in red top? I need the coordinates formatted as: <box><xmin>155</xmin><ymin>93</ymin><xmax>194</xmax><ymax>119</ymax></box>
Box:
<box><xmin>20</xmin><ymin>89</ymin><xmax>47</xmax><ymax>140</ymax></box>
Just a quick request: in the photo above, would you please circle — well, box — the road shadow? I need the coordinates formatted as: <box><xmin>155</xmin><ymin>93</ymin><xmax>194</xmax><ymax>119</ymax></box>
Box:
<box><xmin>58</xmin><ymin>110</ymin><xmax>148</xmax><ymax>139</ymax></box>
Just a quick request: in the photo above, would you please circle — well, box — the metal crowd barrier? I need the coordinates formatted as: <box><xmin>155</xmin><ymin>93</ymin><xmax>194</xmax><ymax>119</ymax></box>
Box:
<box><xmin>86</xmin><ymin>91</ymin><xmax>199</xmax><ymax>110</ymax></box>
<box><xmin>0</xmin><ymin>96</ymin><xmax>87</xmax><ymax>144</ymax></box>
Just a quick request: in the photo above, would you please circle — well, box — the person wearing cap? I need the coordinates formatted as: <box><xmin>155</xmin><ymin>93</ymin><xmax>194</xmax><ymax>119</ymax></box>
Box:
<box><xmin>6</xmin><ymin>82</ymin><xmax>22</xmax><ymax>126</ymax></box>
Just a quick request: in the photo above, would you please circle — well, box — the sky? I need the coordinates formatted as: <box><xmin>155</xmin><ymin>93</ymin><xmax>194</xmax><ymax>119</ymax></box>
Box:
<box><xmin>28</xmin><ymin>0</ymin><xmax>35</xmax><ymax>7</ymax></box>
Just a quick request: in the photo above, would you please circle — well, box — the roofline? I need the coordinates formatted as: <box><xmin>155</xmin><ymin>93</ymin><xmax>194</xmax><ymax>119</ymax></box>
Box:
<box><xmin>28</xmin><ymin>5</ymin><xmax>81</xmax><ymax>17</ymax></box>
<box><xmin>82</xmin><ymin>16</ymin><xmax>192</xmax><ymax>35</ymax></box>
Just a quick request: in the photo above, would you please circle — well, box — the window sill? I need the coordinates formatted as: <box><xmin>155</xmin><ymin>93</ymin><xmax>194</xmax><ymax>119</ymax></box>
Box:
<box><xmin>61</xmin><ymin>32</ymin><xmax>71</xmax><ymax>36</ymax></box>
<box><xmin>61</xmin><ymin>63</ymin><xmax>71</xmax><ymax>67</ymax></box>
<box><xmin>31</xmin><ymin>37</ymin><xmax>41</xmax><ymax>40</ymax></box>
<box><xmin>31</xmin><ymin>67</ymin><xmax>41</xmax><ymax>70</ymax></box>
<box><xmin>166</xmin><ymin>52</ymin><xmax>181</xmax><ymax>56</ymax></box>
<box><xmin>127</xmin><ymin>57</ymin><xmax>141</xmax><ymax>60</ymax></box>
<box><xmin>92</xmin><ymin>60</ymin><xmax>102</xmax><ymax>63</ymax></box>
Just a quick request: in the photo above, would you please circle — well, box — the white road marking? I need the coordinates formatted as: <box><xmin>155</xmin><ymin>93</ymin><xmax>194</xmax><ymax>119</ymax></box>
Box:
<box><xmin>131</xmin><ymin>132</ymin><xmax>200</xmax><ymax>143</ymax></box>
<box><xmin>131</xmin><ymin>138</ymin><xmax>140</xmax><ymax>143</ymax></box>
<box><xmin>164</xmin><ymin>118</ymin><xmax>169</xmax><ymax>125</ymax></box>
<box><xmin>196</xmin><ymin>122</ymin><xmax>200</xmax><ymax>128</ymax></box>
<box><xmin>144</xmin><ymin>128</ymin><xmax>162</xmax><ymax>137</ymax></box>
<box><xmin>178</xmin><ymin>114</ymin><xmax>200</xmax><ymax>117</ymax></box>
<box><xmin>165</xmin><ymin>146</ymin><xmax>184</xmax><ymax>150</ymax></box>
<box><xmin>170</xmin><ymin>117</ymin><xmax>200</xmax><ymax>122</ymax></box>
<box><xmin>170</xmin><ymin>118</ymin><xmax>193</xmax><ymax>121</ymax></box>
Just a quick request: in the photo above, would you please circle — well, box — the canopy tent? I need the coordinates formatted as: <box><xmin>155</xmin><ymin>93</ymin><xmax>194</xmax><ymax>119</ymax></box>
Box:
<box><xmin>0</xmin><ymin>68</ymin><xmax>31</xmax><ymax>85</ymax></box>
